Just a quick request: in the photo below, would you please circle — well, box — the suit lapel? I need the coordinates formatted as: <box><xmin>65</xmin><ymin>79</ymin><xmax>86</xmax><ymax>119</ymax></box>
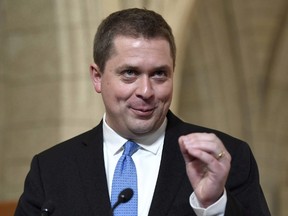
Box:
<box><xmin>148</xmin><ymin>112</ymin><xmax>189</xmax><ymax>216</ymax></box>
<box><xmin>74</xmin><ymin>112</ymin><xmax>193</xmax><ymax>216</ymax></box>
<box><xmin>76</xmin><ymin>122</ymin><xmax>112</xmax><ymax>216</ymax></box>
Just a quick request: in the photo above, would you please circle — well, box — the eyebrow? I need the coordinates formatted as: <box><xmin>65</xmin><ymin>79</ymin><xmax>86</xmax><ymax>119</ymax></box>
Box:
<box><xmin>116</xmin><ymin>64</ymin><xmax>172</xmax><ymax>73</ymax></box>
<box><xmin>116</xmin><ymin>64</ymin><xmax>138</xmax><ymax>72</ymax></box>
<box><xmin>153</xmin><ymin>65</ymin><xmax>171</xmax><ymax>72</ymax></box>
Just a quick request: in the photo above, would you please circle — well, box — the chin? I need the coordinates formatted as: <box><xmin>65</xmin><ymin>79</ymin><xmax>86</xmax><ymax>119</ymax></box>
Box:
<box><xmin>129</xmin><ymin>123</ymin><xmax>157</xmax><ymax>135</ymax></box>
<box><xmin>126</xmin><ymin>115</ymin><xmax>163</xmax><ymax>134</ymax></box>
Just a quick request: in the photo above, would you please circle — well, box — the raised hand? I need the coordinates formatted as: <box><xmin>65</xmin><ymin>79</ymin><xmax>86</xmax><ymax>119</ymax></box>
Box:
<box><xmin>178</xmin><ymin>133</ymin><xmax>231</xmax><ymax>207</ymax></box>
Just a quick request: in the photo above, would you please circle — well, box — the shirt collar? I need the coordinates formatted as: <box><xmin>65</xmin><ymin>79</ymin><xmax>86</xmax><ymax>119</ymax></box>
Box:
<box><xmin>103</xmin><ymin>113</ymin><xmax>167</xmax><ymax>155</ymax></box>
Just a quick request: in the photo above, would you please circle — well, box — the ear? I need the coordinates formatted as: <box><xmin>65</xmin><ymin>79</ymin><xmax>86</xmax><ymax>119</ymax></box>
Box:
<box><xmin>90</xmin><ymin>63</ymin><xmax>102</xmax><ymax>93</ymax></box>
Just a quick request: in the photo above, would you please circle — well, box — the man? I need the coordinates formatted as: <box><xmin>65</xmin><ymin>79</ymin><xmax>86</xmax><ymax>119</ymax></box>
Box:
<box><xmin>15</xmin><ymin>8</ymin><xmax>270</xmax><ymax>216</ymax></box>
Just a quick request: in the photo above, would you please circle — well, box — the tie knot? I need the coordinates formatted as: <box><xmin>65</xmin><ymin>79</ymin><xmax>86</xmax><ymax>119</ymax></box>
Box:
<box><xmin>123</xmin><ymin>140</ymin><xmax>139</xmax><ymax>156</ymax></box>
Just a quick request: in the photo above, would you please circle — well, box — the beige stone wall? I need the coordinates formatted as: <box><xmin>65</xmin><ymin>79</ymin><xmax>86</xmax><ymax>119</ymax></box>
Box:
<box><xmin>0</xmin><ymin>0</ymin><xmax>105</xmax><ymax>200</ymax></box>
<box><xmin>1</xmin><ymin>0</ymin><xmax>287</xmax><ymax>215</ymax></box>
<box><xmin>177</xmin><ymin>1</ymin><xmax>288</xmax><ymax>215</ymax></box>
<box><xmin>0</xmin><ymin>0</ymin><xmax>4</xmax><ymax>199</ymax></box>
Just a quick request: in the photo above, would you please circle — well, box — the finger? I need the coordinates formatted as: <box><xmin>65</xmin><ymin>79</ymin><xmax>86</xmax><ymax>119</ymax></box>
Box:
<box><xmin>181</xmin><ymin>133</ymin><xmax>220</xmax><ymax>143</ymax></box>
<box><xmin>186</xmin><ymin>148</ymin><xmax>223</xmax><ymax>166</ymax></box>
<box><xmin>179</xmin><ymin>139</ymin><xmax>226</xmax><ymax>161</ymax></box>
<box><xmin>183</xmin><ymin>144</ymin><xmax>230</xmax><ymax>172</ymax></box>
<box><xmin>178</xmin><ymin>137</ymin><xmax>197</xmax><ymax>163</ymax></box>
<box><xmin>179</xmin><ymin>134</ymin><xmax>231</xmax><ymax>161</ymax></box>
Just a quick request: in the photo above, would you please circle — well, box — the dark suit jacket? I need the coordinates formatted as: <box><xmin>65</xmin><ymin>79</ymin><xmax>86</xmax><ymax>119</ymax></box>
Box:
<box><xmin>15</xmin><ymin>111</ymin><xmax>270</xmax><ymax>216</ymax></box>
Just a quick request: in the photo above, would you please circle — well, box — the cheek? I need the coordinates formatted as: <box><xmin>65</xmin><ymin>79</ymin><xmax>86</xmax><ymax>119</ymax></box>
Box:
<box><xmin>156</xmin><ymin>84</ymin><xmax>173</xmax><ymax>102</ymax></box>
<box><xmin>102</xmin><ymin>81</ymin><xmax>132</xmax><ymax>102</ymax></box>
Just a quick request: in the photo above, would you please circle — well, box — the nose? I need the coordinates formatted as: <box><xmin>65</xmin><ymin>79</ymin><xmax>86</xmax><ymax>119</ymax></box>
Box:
<box><xmin>135</xmin><ymin>76</ymin><xmax>154</xmax><ymax>99</ymax></box>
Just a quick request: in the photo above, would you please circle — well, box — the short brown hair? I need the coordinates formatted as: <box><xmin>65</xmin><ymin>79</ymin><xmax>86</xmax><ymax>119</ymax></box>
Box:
<box><xmin>93</xmin><ymin>8</ymin><xmax>176</xmax><ymax>71</ymax></box>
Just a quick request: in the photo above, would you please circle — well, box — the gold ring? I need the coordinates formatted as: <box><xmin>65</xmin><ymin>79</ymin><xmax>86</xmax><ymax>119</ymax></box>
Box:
<box><xmin>217</xmin><ymin>151</ymin><xmax>225</xmax><ymax>160</ymax></box>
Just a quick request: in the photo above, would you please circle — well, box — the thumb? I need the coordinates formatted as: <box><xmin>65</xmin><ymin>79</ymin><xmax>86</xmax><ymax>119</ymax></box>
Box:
<box><xmin>178</xmin><ymin>136</ymin><xmax>192</xmax><ymax>163</ymax></box>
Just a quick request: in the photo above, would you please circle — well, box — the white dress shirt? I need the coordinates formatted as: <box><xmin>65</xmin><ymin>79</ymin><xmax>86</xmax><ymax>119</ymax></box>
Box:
<box><xmin>102</xmin><ymin>114</ymin><xmax>226</xmax><ymax>216</ymax></box>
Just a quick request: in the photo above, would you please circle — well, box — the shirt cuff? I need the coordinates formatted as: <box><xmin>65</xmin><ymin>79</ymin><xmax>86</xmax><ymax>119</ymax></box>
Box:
<box><xmin>190</xmin><ymin>189</ymin><xmax>227</xmax><ymax>216</ymax></box>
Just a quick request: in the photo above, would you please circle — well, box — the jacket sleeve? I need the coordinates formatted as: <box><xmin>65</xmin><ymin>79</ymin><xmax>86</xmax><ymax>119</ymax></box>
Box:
<box><xmin>14</xmin><ymin>155</ymin><xmax>46</xmax><ymax>216</ymax></box>
<box><xmin>224</xmin><ymin>142</ymin><xmax>271</xmax><ymax>216</ymax></box>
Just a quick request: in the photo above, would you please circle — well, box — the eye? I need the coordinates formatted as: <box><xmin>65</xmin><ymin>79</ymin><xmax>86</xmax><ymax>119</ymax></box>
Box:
<box><xmin>154</xmin><ymin>70</ymin><xmax>166</xmax><ymax>77</ymax></box>
<box><xmin>123</xmin><ymin>69</ymin><xmax>137</xmax><ymax>77</ymax></box>
<box><xmin>152</xmin><ymin>70</ymin><xmax>169</xmax><ymax>81</ymax></box>
<box><xmin>120</xmin><ymin>69</ymin><xmax>139</xmax><ymax>82</ymax></box>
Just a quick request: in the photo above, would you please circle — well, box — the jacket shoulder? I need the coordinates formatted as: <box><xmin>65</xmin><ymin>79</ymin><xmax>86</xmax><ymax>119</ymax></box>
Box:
<box><xmin>37</xmin><ymin>122</ymin><xmax>103</xmax><ymax>159</ymax></box>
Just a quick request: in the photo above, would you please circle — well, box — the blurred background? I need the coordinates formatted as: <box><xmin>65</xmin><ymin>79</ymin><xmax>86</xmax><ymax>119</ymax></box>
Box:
<box><xmin>0</xmin><ymin>0</ymin><xmax>287</xmax><ymax>215</ymax></box>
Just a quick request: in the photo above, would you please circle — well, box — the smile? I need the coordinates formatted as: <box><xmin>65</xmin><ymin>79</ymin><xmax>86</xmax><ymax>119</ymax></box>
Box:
<box><xmin>130</xmin><ymin>107</ymin><xmax>155</xmax><ymax>117</ymax></box>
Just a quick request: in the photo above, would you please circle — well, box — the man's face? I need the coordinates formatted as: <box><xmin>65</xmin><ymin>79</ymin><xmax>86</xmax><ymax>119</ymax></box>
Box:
<box><xmin>90</xmin><ymin>36</ymin><xmax>174</xmax><ymax>139</ymax></box>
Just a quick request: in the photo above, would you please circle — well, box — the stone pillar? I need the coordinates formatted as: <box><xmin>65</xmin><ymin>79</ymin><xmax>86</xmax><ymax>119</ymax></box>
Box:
<box><xmin>0</xmin><ymin>0</ymin><xmax>5</xmax><ymax>200</ymax></box>
<box><xmin>0</xmin><ymin>0</ymin><xmax>106</xmax><ymax>200</ymax></box>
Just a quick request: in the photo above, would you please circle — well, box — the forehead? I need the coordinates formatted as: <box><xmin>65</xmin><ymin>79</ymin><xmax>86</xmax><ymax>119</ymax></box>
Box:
<box><xmin>111</xmin><ymin>36</ymin><xmax>172</xmax><ymax>59</ymax></box>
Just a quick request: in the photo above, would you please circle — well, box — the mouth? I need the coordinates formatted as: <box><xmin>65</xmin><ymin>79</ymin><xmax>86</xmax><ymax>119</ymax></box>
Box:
<box><xmin>130</xmin><ymin>107</ymin><xmax>155</xmax><ymax>117</ymax></box>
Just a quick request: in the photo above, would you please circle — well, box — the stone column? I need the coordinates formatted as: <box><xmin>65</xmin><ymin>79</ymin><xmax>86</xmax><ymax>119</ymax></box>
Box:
<box><xmin>0</xmin><ymin>0</ymin><xmax>106</xmax><ymax>200</ymax></box>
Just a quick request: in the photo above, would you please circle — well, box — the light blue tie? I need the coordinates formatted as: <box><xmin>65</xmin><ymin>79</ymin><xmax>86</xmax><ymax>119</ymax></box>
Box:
<box><xmin>111</xmin><ymin>140</ymin><xmax>139</xmax><ymax>216</ymax></box>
